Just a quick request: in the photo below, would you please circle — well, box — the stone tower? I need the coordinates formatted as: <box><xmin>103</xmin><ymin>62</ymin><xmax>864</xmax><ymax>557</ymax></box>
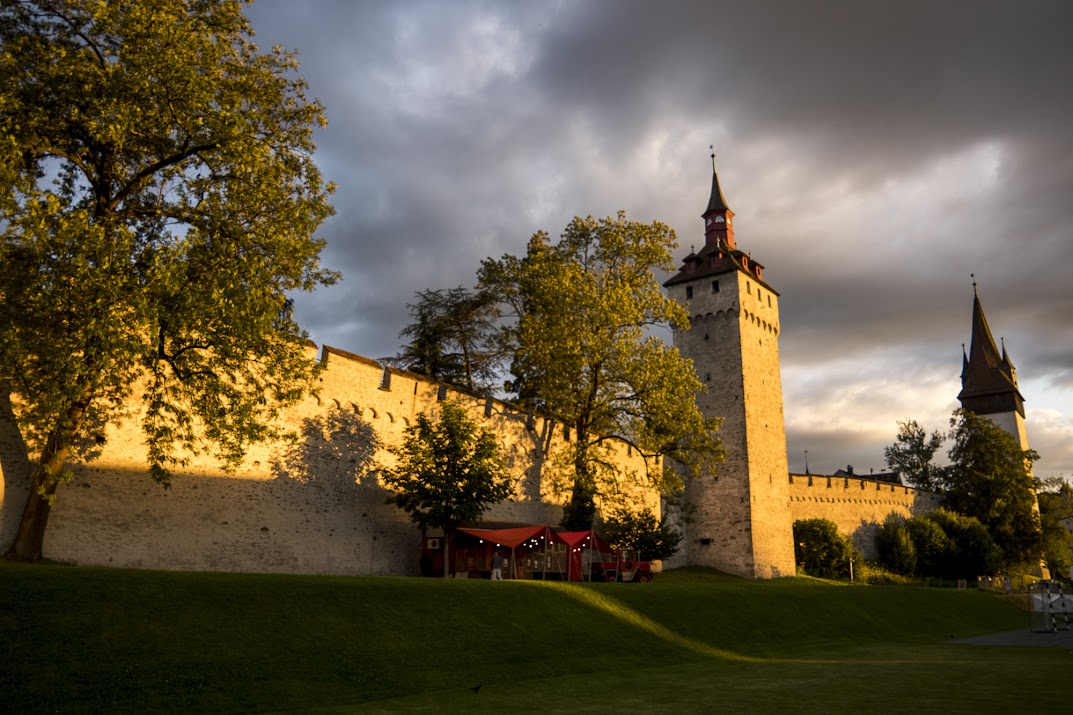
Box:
<box><xmin>958</xmin><ymin>285</ymin><xmax>1048</xmax><ymax>578</ymax></box>
<box><xmin>957</xmin><ymin>287</ymin><xmax>1030</xmax><ymax>450</ymax></box>
<box><xmin>663</xmin><ymin>156</ymin><xmax>796</xmax><ymax>579</ymax></box>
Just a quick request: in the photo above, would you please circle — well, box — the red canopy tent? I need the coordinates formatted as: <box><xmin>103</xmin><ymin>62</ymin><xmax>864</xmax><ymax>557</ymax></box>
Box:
<box><xmin>439</xmin><ymin>525</ymin><xmax>614</xmax><ymax>581</ymax></box>
<box><xmin>455</xmin><ymin>525</ymin><xmax>554</xmax><ymax>579</ymax></box>
<box><xmin>556</xmin><ymin>530</ymin><xmax>612</xmax><ymax>582</ymax></box>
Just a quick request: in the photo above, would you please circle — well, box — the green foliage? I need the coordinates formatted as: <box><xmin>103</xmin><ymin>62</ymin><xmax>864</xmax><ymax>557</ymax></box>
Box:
<box><xmin>561</xmin><ymin>479</ymin><xmax>597</xmax><ymax>531</ymax></box>
<box><xmin>857</xmin><ymin>562</ymin><xmax>920</xmax><ymax>586</ymax></box>
<box><xmin>943</xmin><ymin>409</ymin><xmax>1042</xmax><ymax>570</ymax></box>
<box><xmin>1038</xmin><ymin>480</ymin><xmax>1073</xmax><ymax>578</ymax></box>
<box><xmin>478</xmin><ymin>213</ymin><xmax>725</xmax><ymax>519</ymax></box>
<box><xmin>383</xmin><ymin>402</ymin><xmax>511</xmax><ymax>564</ymax></box>
<box><xmin>793</xmin><ymin>518</ymin><xmax>855</xmax><ymax>579</ymax></box>
<box><xmin>924</xmin><ymin>509</ymin><xmax>1002</xmax><ymax>580</ymax></box>
<box><xmin>876</xmin><ymin>515</ymin><xmax>917</xmax><ymax>575</ymax></box>
<box><xmin>600</xmin><ymin>507</ymin><xmax>683</xmax><ymax>561</ymax></box>
<box><xmin>884</xmin><ymin>419</ymin><xmax>945</xmax><ymax>490</ymax></box>
<box><xmin>881</xmin><ymin>510</ymin><xmax>1001</xmax><ymax>580</ymax></box>
<box><xmin>904</xmin><ymin>516</ymin><xmax>952</xmax><ymax>578</ymax></box>
<box><xmin>0</xmin><ymin>0</ymin><xmax>336</xmax><ymax>558</ymax></box>
<box><xmin>389</xmin><ymin>286</ymin><xmax>501</xmax><ymax>392</ymax></box>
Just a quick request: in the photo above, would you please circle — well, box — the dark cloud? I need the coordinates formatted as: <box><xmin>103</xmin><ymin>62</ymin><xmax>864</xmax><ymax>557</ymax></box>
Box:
<box><xmin>247</xmin><ymin>0</ymin><xmax>1073</xmax><ymax>478</ymax></box>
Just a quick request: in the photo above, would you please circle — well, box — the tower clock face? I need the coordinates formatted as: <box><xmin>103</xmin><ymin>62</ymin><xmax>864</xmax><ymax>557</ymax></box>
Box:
<box><xmin>706</xmin><ymin>218</ymin><xmax>712</xmax><ymax>226</ymax></box>
<box><xmin>714</xmin><ymin>215</ymin><xmax>724</xmax><ymax>223</ymax></box>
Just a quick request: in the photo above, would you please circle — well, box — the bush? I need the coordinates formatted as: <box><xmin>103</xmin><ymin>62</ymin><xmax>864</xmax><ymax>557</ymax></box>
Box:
<box><xmin>858</xmin><ymin>562</ymin><xmax>920</xmax><ymax>586</ymax></box>
<box><xmin>878</xmin><ymin>510</ymin><xmax>1002</xmax><ymax>581</ymax></box>
<box><xmin>905</xmin><ymin>517</ymin><xmax>951</xmax><ymax>578</ymax></box>
<box><xmin>876</xmin><ymin>515</ymin><xmax>916</xmax><ymax>575</ymax></box>
<box><xmin>793</xmin><ymin>519</ymin><xmax>855</xmax><ymax>579</ymax></box>
<box><xmin>924</xmin><ymin>509</ymin><xmax>1002</xmax><ymax>580</ymax></box>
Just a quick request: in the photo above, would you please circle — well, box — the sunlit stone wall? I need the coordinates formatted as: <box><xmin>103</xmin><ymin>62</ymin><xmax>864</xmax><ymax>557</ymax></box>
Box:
<box><xmin>0</xmin><ymin>346</ymin><xmax>658</xmax><ymax>576</ymax></box>
<box><xmin>787</xmin><ymin>474</ymin><xmax>942</xmax><ymax>559</ymax></box>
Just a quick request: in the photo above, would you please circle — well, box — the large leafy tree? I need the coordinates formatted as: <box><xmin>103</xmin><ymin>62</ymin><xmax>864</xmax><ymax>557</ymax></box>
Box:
<box><xmin>942</xmin><ymin>409</ymin><xmax>1042</xmax><ymax>570</ymax></box>
<box><xmin>600</xmin><ymin>507</ymin><xmax>682</xmax><ymax>561</ymax></box>
<box><xmin>383</xmin><ymin>401</ymin><xmax>511</xmax><ymax>577</ymax></box>
<box><xmin>0</xmin><ymin>0</ymin><xmax>337</xmax><ymax>560</ymax></box>
<box><xmin>389</xmin><ymin>287</ymin><xmax>500</xmax><ymax>393</ymax></box>
<box><xmin>1037</xmin><ymin>479</ymin><xmax>1073</xmax><ymax>579</ymax></box>
<box><xmin>884</xmin><ymin>418</ymin><xmax>945</xmax><ymax>491</ymax></box>
<box><xmin>479</xmin><ymin>213</ymin><xmax>724</xmax><ymax>529</ymax></box>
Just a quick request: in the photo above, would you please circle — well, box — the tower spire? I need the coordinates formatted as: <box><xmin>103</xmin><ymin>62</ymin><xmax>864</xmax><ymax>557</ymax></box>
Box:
<box><xmin>958</xmin><ymin>284</ymin><xmax>1023</xmax><ymax>417</ymax></box>
<box><xmin>702</xmin><ymin>147</ymin><xmax>735</xmax><ymax>249</ymax></box>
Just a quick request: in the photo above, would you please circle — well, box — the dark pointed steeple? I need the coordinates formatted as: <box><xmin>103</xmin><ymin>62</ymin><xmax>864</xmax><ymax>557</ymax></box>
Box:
<box><xmin>702</xmin><ymin>150</ymin><xmax>735</xmax><ymax>250</ymax></box>
<box><xmin>958</xmin><ymin>285</ymin><xmax>1024</xmax><ymax>417</ymax></box>
<box><xmin>705</xmin><ymin>154</ymin><xmax>731</xmax><ymax>214</ymax></box>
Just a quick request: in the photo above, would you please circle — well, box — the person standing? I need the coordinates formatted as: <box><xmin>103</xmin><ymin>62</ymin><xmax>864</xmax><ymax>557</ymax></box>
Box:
<box><xmin>491</xmin><ymin>551</ymin><xmax>504</xmax><ymax>581</ymax></box>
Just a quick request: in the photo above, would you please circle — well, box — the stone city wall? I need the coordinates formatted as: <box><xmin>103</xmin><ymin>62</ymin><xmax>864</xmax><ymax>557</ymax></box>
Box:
<box><xmin>787</xmin><ymin>473</ymin><xmax>943</xmax><ymax>559</ymax></box>
<box><xmin>0</xmin><ymin>345</ymin><xmax>659</xmax><ymax>576</ymax></box>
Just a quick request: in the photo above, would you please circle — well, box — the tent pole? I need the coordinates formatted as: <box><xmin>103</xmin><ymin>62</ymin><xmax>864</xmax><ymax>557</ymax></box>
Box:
<box><xmin>542</xmin><ymin>526</ymin><xmax>548</xmax><ymax>581</ymax></box>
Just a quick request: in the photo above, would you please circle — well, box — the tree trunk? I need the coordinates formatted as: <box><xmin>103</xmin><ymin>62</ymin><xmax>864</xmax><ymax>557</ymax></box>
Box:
<box><xmin>6</xmin><ymin>393</ymin><xmax>93</xmax><ymax>561</ymax></box>
<box><xmin>7</xmin><ymin>448</ymin><xmax>67</xmax><ymax>561</ymax></box>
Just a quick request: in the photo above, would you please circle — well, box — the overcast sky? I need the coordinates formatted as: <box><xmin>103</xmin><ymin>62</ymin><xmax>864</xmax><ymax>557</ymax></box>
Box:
<box><xmin>246</xmin><ymin>0</ymin><xmax>1073</xmax><ymax>481</ymax></box>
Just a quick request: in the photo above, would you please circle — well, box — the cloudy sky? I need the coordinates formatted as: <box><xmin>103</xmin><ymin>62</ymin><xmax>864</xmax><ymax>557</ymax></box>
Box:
<box><xmin>246</xmin><ymin>0</ymin><xmax>1073</xmax><ymax>480</ymax></box>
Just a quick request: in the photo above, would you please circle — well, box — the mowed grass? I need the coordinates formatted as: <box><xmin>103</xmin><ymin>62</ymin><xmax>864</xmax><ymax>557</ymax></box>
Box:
<box><xmin>1</xmin><ymin>563</ymin><xmax>1069</xmax><ymax>713</ymax></box>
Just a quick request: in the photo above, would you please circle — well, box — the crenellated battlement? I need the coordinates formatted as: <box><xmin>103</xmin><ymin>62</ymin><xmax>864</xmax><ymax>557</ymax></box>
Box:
<box><xmin>787</xmin><ymin>473</ymin><xmax>943</xmax><ymax>558</ymax></box>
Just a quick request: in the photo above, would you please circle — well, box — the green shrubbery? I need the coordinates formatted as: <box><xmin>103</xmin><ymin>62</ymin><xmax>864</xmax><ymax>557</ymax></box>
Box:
<box><xmin>876</xmin><ymin>509</ymin><xmax>1001</xmax><ymax>580</ymax></box>
<box><xmin>793</xmin><ymin>518</ymin><xmax>859</xmax><ymax>579</ymax></box>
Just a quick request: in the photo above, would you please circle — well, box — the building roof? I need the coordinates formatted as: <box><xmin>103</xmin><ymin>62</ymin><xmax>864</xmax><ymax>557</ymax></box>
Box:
<box><xmin>957</xmin><ymin>290</ymin><xmax>1023</xmax><ymax>405</ymax></box>
<box><xmin>664</xmin><ymin>242</ymin><xmax>777</xmax><ymax>291</ymax></box>
<box><xmin>704</xmin><ymin>155</ymin><xmax>731</xmax><ymax>215</ymax></box>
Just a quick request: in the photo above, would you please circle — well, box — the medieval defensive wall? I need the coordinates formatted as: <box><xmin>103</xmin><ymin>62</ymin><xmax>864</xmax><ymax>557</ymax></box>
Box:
<box><xmin>787</xmin><ymin>473</ymin><xmax>942</xmax><ymax>559</ymax></box>
<box><xmin>0</xmin><ymin>344</ymin><xmax>658</xmax><ymax>576</ymax></box>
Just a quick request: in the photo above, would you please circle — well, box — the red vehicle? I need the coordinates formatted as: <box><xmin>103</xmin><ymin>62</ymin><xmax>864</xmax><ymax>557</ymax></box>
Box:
<box><xmin>591</xmin><ymin>550</ymin><xmax>654</xmax><ymax>583</ymax></box>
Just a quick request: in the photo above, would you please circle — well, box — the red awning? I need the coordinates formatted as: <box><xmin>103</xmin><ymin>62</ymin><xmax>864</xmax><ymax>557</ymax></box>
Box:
<box><xmin>556</xmin><ymin>530</ymin><xmax>611</xmax><ymax>552</ymax></box>
<box><xmin>456</xmin><ymin>525</ymin><xmax>549</xmax><ymax>548</ymax></box>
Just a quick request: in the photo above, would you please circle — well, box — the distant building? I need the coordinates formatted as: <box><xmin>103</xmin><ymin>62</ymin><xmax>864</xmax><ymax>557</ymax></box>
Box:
<box><xmin>832</xmin><ymin>465</ymin><xmax>902</xmax><ymax>485</ymax></box>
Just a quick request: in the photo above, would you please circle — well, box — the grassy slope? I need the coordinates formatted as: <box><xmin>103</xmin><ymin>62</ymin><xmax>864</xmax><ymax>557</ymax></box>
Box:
<box><xmin>0</xmin><ymin>563</ymin><xmax>1067</xmax><ymax>713</ymax></box>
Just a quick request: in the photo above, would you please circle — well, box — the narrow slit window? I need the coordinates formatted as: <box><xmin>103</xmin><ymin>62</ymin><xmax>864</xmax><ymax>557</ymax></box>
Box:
<box><xmin>685</xmin><ymin>285</ymin><xmax>694</xmax><ymax>299</ymax></box>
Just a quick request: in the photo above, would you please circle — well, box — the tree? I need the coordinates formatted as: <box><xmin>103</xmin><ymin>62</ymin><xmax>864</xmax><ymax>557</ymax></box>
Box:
<box><xmin>792</xmin><ymin>518</ymin><xmax>855</xmax><ymax>580</ymax></box>
<box><xmin>382</xmin><ymin>402</ymin><xmax>511</xmax><ymax>577</ymax></box>
<box><xmin>600</xmin><ymin>507</ymin><xmax>683</xmax><ymax>561</ymax></box>
<box><xmin>904</xmin><ymin>517</ymin><xmax>952</xmax><ymax>578</ymax></box>
<box><xmin>876</xmin><ymin>514</ymin><xmax>917</xmax><ymax>575</ymax></box>
<box><xmin>389</xmin><ymin>287</ymin><xmax>501</xmax><ymax>393</ymax></box>
<box><xmin>884</xmin><ymin>419</ymin><xmax>945</xmax><ymax>490</ymax></box>
<box><xmin>924</xmin><ymin>509</ymin><xmax>1002</xmax><ymax>580</ymax></box>
<box><xmin>1038</xmin><ymin>480</ymin><xmax>1073</xmax><ymax>579</ymax></box>
<box><xmin>0</xmin><ymin>0</ymin><xmax>337</xmax><ymax>560</ymax></box>
<box><xmin>478</xmin><ymin>213</ymin><xmax>724</xmax><ymax>528</ymax></box>
<box><xmin>943</xmin><ymin>409</ymin><xmax>1042</xmax><ymax>570</ymax></box>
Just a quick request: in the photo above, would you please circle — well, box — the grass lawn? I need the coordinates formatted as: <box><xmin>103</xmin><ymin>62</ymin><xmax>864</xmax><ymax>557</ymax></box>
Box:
<box><xmin>1</xmin><ymin>562</ymin><xmax>1069</xmax><ymax>713</ymax></box>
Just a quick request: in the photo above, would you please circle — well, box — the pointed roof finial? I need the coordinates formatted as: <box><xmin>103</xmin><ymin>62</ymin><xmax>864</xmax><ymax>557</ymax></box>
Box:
<box><xmin>971</xmin><ymin>273</ymin><xmax>977</xmax><ymax>295</ymax></box>
<box><xmin>804</xmin><ymin>450</ymin><xmax>810</xmax><ymax>476</ymax></box>
<box><xmin>704</xmin><ymin>147</ymin><xmax>731</xmax><ymax>215</ymax></box>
